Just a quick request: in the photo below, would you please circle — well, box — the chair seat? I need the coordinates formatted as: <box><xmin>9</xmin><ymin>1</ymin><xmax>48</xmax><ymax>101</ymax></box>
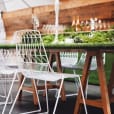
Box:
<box><xmin>71</xmin><ymin>64</ymin><xmax>97</xmax><ymax>71</ymax></box>
<box><xmin>21</xmin><ymin>70</ymin><xmax>80</xmax><ymax>82</ymax></box>
<box><xmin>53</xmin><ymin>61</ymin><xmax>77</xmax><ymax>69</ymax></box>
<box><xmin>0</xmin><ymin>68</ymin><xmax>17</xmax><ymax>75</ymax></box>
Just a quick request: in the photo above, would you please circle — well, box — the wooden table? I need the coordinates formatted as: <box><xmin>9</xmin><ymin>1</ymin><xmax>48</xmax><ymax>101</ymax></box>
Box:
<box><xmin>1</xmin><ymin>43</ymin><xmax>114</xmax><ymax>114</ymax></box>
<box><xmin>48</xmin><ymin>48</ymin><xmax>111</xmax><ymax>114</ymax></box>
<box><xmin>74</xmin><ymin>50</ymin><xmax>110</xmax><ymax>114</ymax></box>
<box><xmin>48</xmin><ymin>43</ymin><xmax>114</xmax><ymax>114</ymax></box>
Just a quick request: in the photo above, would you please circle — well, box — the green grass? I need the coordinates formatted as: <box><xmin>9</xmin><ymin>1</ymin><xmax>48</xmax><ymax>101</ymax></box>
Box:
<box><xmin>89</xmin><ymin>53</ymin><xmax>114</xmax><ymax>85</ymax></box>
<box><xmin>64</xmin><ymin>53</ymin><xmax>114</xmax><ymax>85</ymax></box>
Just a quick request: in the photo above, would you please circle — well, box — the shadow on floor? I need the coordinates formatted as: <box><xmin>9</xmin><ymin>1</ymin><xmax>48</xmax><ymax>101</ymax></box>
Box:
<box><xmin>0</xmin><ymin>81</ymin><xmax>114</xmax><ymax>114</ymax></box>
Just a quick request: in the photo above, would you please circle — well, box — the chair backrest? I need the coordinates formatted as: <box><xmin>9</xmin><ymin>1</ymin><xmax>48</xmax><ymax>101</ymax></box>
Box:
<box><xmin>76</xmin><ymin>53</ymin><xmax>86</xmax><ymax>69</ymax></box>
<box><xmin>60</xmin><ymin>52</ymin><xmax>78</xmax><ymax>66</ymax></box>
<box><xmin>0</xmin><ymin>49</ymin><xmax>17</xmax><ymax>67</ymax></box>
<box><xmin>14</xmin><ymin>29</ymin><xmax>53</xmax><ymax>72</ymax></box>
<box><xmin>91</xmin><ymin>53</ymin><xmax>106</xmax><ymax>70</ymax></box>
<box><xmin>76</xmin><ymin>52</ymin><xmax>106</xmax><ymax>70</ymax></box>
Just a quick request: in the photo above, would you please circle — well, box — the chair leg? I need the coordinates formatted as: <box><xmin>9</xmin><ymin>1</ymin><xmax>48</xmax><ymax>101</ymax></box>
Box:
<box><xmin>53</xmin><ymin>79</ymin><xmax>64</xmax><ymax>114</ymax></box>
<box><xmin>7</xmin><ymin>75</ymin><xmax>13</xmax><ymax>104</ymax></box>
<box><xmin>67</xmin><ymin>70</ymin><xmax>80</xmax><ymax>97</ymax></box>
<box><xmin>44</xmin><ymin>81</ymin><xmax>49</xmax><ymax>114</ymax></box>
<box><xmin>78</xmin><ymin>77</ymin><xmax>88</xmax><ymax>114</ymax></box>
<box><xmin>9</xmin><ymin>77</ymin><xmax>42</xmax><ymax>114</ymax></box>
<box><xmin>0</xmin><ymin>75</ymin><xmax>7</xmax><ymax>98</ymax></box>
<box><xmin>65</xmin><ymin>77</ymin><xmax>79</xmax><ymax>97</ymax></box>
<box><xmin>73</xmin><ymin>70</ymin><xmax>88</xmax><ymax>98</ymax></box>
<box><xmin>65</xmin><ymin>70</ymin><xmax>80</xmax><ymax>97</ymax></box>
<box><xmin>2</xmin><ymin>72</ymin><xmax>17</xmax><ymax>114</ymax></box>
<box><xmin>0</xmin><ymin>74</ymin><xmax>13</xmax><ymax>105</ymax></box>
<box><xmin>9</xmin><ymin>77</ymin><xmax>26</xmax><ymax>114</ymax></box>
<box><xmin>85</xmin><ymin>77</ymin><xmax>89</xmax><ymax>99</ymax></box>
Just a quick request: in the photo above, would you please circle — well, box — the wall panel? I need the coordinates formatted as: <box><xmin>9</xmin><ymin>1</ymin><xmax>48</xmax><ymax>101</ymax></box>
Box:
<box><xmin>2</xmin><ymin>0</ymin><xmax>114</xmax><ymax>39</ymax></box>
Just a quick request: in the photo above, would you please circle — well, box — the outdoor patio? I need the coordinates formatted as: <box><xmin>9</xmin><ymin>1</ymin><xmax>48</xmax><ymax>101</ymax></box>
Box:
<box><xmin>0</xmin><ymin>0</ymin><xmax>113</xmax><ymax>114</ymax></box>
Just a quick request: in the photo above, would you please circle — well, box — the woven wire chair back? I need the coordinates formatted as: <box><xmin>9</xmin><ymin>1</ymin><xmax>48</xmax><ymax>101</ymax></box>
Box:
<box><xmin>60</xmin><ymin>52</ymin><xmax>78</xmax><ymax>67</ymax></box>
<box><xmin>77</xmin><ymin>52</ymin><xmax>106</xmax><ymax>70</ymax></box>
<box><xmin>15</xmin><ymin>29</ymin><xmax>52</xmax><ymax>73</ymax></box>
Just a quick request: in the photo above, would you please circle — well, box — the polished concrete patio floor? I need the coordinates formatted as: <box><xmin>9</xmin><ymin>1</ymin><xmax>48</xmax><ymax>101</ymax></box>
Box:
<box><xmin>0</xmin><ymin>81</ymin><xmax>114</xmax><ymax>114</ymax></box>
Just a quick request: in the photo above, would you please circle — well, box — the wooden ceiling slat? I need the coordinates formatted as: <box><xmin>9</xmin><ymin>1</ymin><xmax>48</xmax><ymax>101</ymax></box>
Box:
<box><xmin>1</xmin><ymin>0</ymin><xmax>114</xmax><ymax>39</ymax></box>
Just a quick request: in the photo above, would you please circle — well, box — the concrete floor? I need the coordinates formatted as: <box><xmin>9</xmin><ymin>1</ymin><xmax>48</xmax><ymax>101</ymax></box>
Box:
<box><xmin>0</xmin><ymin>81</ymin><xmax>113</xmax><ymax>114</ymax></box>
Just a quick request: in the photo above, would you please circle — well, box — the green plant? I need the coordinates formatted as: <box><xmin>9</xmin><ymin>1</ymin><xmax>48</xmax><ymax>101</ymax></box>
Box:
<box><xmin>42</xmin><ymin>34</ymin><xmax>54</xmax><ymax>44</ymax></box>
<box><xmin>106</xmin><ymin>30</ymin><xmax>114</xmax><ymax>41</ymax></box>
<box><xmin>110</xmin><ymin>25</ymin><xmax>114</xmax><ymax>29</ymax></box>
<box><xmin>65</xmin><ymin>53</ymin><xmax>114</xmax><ymax>85</ymax></box>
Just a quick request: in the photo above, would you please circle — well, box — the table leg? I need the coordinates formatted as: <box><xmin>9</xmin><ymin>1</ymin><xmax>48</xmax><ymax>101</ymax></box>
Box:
<box><xmin>49</xmin><ymin>51</ymin><xmax>62</xmax><ymax>72</ymax></box>
<box><xmin>74</xmin><ymin>51</ymin><xmax>92</xmax><ymax>114</ymax></box>
<box><xmin>18</xmin><ymin>74</ymin><xmax>23</xmax><ymax>101</ymax></box>
<box><xmin>31</xmin><ymin>79</ymin><xmax>39</xmax><ymax>105</ymax></box>
<box><xmin>18</xmin><ymin>75</ymin><xmax>38</xmax><ymax>105</ymax></box>
<box><xmin>74</xmin><ymin>51</ymin><xmax>111</xmax><ymax>114</ymax></box>
<box><xmin>96</xmin><ymin>51</ymin><xmax>111</xmax><ymax>114</ymax></box>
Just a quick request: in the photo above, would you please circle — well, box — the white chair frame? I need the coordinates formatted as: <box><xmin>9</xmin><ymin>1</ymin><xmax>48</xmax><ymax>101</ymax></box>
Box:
<box><xmin>0</xmin><ymin>49</ymin><xmax>18</xmax><ymax>107</ymax></box>
<box><xmin>2</xmin><ymin>29</ymin><xmax>87</xmax><ymax>114</ymax></box>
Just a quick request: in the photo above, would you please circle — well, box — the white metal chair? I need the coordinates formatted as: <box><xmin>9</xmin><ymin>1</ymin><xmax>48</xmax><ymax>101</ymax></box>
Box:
<box><xmin>53</xmin><ymin>52</ymin><xmax>106</xmax><ymax>97</ymax></box>
<box><xmin>75</xmin><ymin>52</ymin><xmax>106</xmax><ymax>97</ymax></box>
<box><xmin>53</xmin><ymin>52</ymin><xmax>79</xmax><ymax>69</ymax></box>
<box><xmin>2</xmin><ymin>29</ymin><xmax>87</xmax><ymax>114</ymax></box>
<box><xmin>53</xmin><ymin>52</ymin><xmax>79</xmax><ymax>97</ymax></box>
<box><xmin>0</xmin><ymin>49</ymin><xmax>18</xmax><ymax>106</ymax></box>
<box><xmin>75</xmin><ymin>52</ymin><xmax>106</xmax><ymax>70</ymax></box>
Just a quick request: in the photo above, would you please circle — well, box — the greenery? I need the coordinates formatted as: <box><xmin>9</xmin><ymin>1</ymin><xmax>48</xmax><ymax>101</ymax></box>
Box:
<box><xmin>87</xmin><ymin>53</ymin><xmax>114</xmax><ymax>85</ymax></box>
<box><xmin>42</xmin><ymin>34</ymin><xmax>54</xmax><ymax>44</ymax></box>
<box><xmin>42</xmin><ymin>29</ymin><xmax>114</xmax><ymax>85</ymax></box>
<box><xmin>42</xmin><ymin>30</ymin><xmax>114</xmax><ymax>44</ymax></box>
<box><xmin>64</xmin><ymin>53</ymin><xmax>114</xmax><ymax>85</ymax></box>
<box><xmin>1</xmin><ymin>29</ymin><xmax>114</xmax><ymax>85</ymax></box>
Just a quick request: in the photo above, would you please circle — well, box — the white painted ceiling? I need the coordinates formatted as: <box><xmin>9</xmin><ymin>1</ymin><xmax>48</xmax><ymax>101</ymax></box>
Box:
<box><xmin>0</xmin><ymin>0</ymin><xmax>55</xmax><ymax>12</ymax></box>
